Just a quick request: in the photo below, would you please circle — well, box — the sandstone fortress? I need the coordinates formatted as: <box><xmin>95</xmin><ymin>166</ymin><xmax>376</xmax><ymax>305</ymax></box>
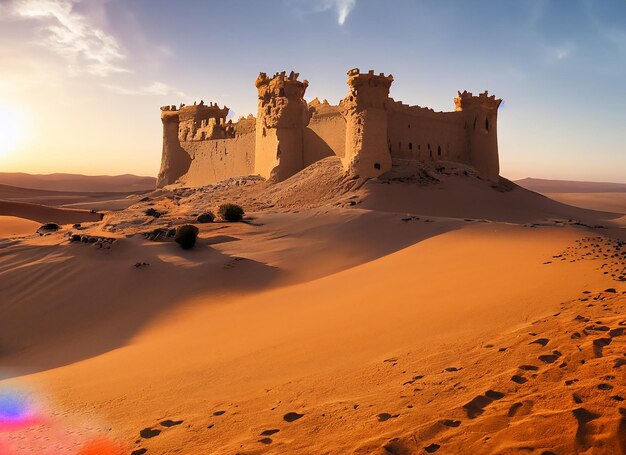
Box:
<box><xmin>158</xmin><ymin>69</ymin><xmax>502</xmax><ymax>187</ymax></box>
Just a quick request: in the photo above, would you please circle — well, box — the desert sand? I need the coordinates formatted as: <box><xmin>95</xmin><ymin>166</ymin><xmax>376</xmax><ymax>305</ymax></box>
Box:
<box><xmin>515</xmin><ymin>178</ymin><xmax>626</xmax><ymax>214</ymax></box>
<box><xmin>1</xmin><ymin>160</ymin><xmax>624</xmax><ymax>454</ymax></box>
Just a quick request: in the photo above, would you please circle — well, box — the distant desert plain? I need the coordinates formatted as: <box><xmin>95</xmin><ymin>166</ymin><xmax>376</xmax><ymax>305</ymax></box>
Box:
<box><xmin>0</xmin><ymin>162</ymin><xmax>624</xmax><ymax>455</ymax></box>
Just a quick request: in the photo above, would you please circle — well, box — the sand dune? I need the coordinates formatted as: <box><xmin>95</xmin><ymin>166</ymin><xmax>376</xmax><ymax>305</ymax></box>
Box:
<box><xmin>540</xmin><ymin>192</ymin><xmax>626</xmax><ymax>214</ymax></box>
<box><xmin>516</xmin><ymin>177</ymin><xmax>626</xmax><ymax>193</ymax></box>
<box><xmin>0</xmin><ymin>200</ymin><xmax>103</xmax><ymax>224</ymax></box>
<box><xmin>0</xmin><ymin>172</ymin><xmax>155</xmax><ymax>192</ymax></box>
<box><xmin>0</xmin><ymin>162</ymin><xmax>624</xmax><ymax>454</ymax></box>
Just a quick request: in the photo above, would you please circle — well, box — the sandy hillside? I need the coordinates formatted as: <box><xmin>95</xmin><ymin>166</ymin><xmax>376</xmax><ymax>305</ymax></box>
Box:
<box><xmin>515</xmin><ymin>178</ymin><xmax>626</xmax><ymax>213</ymax></box>
<box><xmin>0</xmin><ymin>160</ymin><xmax>624</xmax><ymax>454</ymax></box>
<box><xmin>0</xmin><ymin>172</ymin><xmax>155</xmax><ymax>193</ymax></box>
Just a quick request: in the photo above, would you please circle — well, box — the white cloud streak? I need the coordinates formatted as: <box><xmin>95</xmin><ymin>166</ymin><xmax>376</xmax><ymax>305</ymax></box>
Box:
<box><xmin>102</xmin><ymin>81</ymin><xmax>187</xmax><ymax>98</ymax></box>
<box><xmin>288</xmin><ymin>0</ymin><xmax>357</xmax><ymax>26</ymax></box>
<box><xmin>11</xmin><ymin>0</ymin><xmax>128</xmax><ymax>76</ymax></box>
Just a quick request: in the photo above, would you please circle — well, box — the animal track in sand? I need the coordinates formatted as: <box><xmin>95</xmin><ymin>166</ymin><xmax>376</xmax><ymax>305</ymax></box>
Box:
<box><xmin>258</xmin><ymin>437</ymin><xmax>273</xmax><ymax>444</ymax></box>
<box><xmin>424</xmin><ymin>442</ymin><xmax>441</xmax><ymax>452</ymax></box>
<box><xmin>131</xmin><ymin>449</ymin><xmax>147</xmax><ymax>455</ymax></box>
<box><xmin>260</xmin><ymin>429</ymin><xmax>280</xmax><ymax>436</ymax></box>
<box><xmin>213</xmin><ymin>410</ymin><xmax>226</xmax><ymax>416</ymax></box>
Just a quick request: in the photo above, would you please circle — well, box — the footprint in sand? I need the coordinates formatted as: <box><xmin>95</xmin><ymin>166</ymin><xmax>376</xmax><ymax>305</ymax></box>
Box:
<box><xmin>444</xmin><ymin>367</ymin><xmax>461</xmax><ymax>372</ymax></box>
<box><xmin>508</xmin><ymin>400</ymin><xmax>534</xmax><ymax>417</ymax></box>
<box><xmin>614</xmin><ymin>358</ymin><xmax>626</xmax><ymax>368</ymax></box>
<box><xmin>572</xmin><ymin>407</ymin><xmax>601</xmax><ymax>447</ymax></box>
<box><xmin>511</xmin><ymin>375</ymin><xmax>528</xmax><ymax>384</ymax></box>
<box><xmin>519</xmin><ymin>365</ymin><xmax>539</xmax><ymax>371</ymax></box>
<box><xmin>377</xmin><ymin>412</ymin><xmax>399</xmax><ymax>422</ymax></box>
<box><xmin>131</xmin><ymin>449</ymin><xmax>147</xmax><ymax>455</ymax></box>
<box><xmin>160</xmin><ymin>419</ymin><xmax>183</xmax><ymax>428</ymax></box>
<box><xmin>529</xmin><ymin>338</ymin><xmax>549</xmax><ymax>347</ymax></box>
<box><xmin>592</xmin><ymin>338</ymin><xmax>611</xmax><ymax>357</ymax></box>
<box><xmin>463</xmin><ymin>390</ymin><xmax>505</xmax><ymax>419</ymax></box>
<box><xmin>139</xmin><ymin>427</ymin><xmax>161</xmax><ymax>439</ymax></box>
<box><xmin>440</xmin><ymin>419</ymin><xmax>461</xmax><ymax>427</ymax></box>
<box><xmin>424</xmin><ymin>443</ymin><xmax>440</xmax><ymax>453</ymax></box>
<box><xmin>538</xmin><ymin>351</ymin><xmax>561</xmax><ymax>364</ymax></box>
<box><xmin>260</xmin><ymin>429</ymin><xmax>280</xmax><ymax>436</ymax></box>
<box><xmin>258</xmin><ymin>437</ymin><xmax>273</xmax><ymax>444</ymax></box>
<box><xmin>598</xmin><ymin>383</ymin><xmax>614</xmax><ymax>391</ymax></box>
<box><xmin>213</xmin><ymin>410</ymin><xmax>226</xmax><ymax>416</ymax></box>
<box><xmin>283</xmin><ymin>412</ymin><xmax>304</xmax><ymax>422</ymax></box>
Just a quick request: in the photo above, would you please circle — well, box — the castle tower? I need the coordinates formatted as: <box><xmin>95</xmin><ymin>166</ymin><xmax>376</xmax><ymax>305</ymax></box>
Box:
<box><xmin>454</xmin><ymin>91</ymin><xmax>502</xmax><ymax>181</ymax></box>
<box><xmin>340</xmin><ymin>68</ymin><xmax>394</xmax><ymax>178</ymax></box>
<box><xmin>255</xmin><ymin>71</ymin><xmax>310</xmax><ymax>182</ymax></box>
<box><xmin>157</xmin><ymin>106</ymin><xmax>190</xmax><ymax>187</ymax></box>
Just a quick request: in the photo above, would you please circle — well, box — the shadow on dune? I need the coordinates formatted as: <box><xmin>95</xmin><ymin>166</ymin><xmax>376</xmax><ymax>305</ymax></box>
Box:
<box><xmin>0</xmin><ymin>211</ymin><xmax>465</xmax><ymax>378</ymax></box>
<box><xmin>0</xmin><ymin>236</ymin><xmax>280</xmax><ymax>378</ymax></box>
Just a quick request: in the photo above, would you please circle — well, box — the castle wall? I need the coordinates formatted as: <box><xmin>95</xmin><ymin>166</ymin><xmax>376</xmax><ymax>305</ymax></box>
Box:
<box><xmin>304</xmin><ymin>106</ymin><xmax>345</xmax><ymax>167</ymax></box>
<box><xmin>177</xmin><ymin>131</ymin><xmax>255</xmax><ymax>187</ymax></box>
<box><xmin>387</xmin><ymin>104</ymin><xmax>469</xmax><ymax>165</ymax></box>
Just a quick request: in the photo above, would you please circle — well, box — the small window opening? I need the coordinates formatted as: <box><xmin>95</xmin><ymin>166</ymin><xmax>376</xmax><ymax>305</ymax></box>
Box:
<box><xmin>408</xmin><ymin>124</ymin><xmax>411</xmax><ymax>129</ymax></box>
<box><xmin>409</xmin><ymin>142</ymin><xmax>413</xmax><ymax>150</ymax></box>
<box><xmin>437</xmin><ymin>145</ymin><xmax>441</xmax><ymax>156</ymax></box>
<box><xmin>279</xmin><ymin>88</ymin><xmax>285</xmax><ymax>97</ymax></box>
<box><xmin>473</xmin><ymin>117</ymin><xmax>477</xmax><ymax>130</ymax></box>
<box><xmin>485</xmin><ymin>117</ymin><xmax>489</xmax><ymax>131</ymax></box>
<box><xmin>398</xmin><ymin>142</ymin><xmax>402</xmax><ymax>151</ymax></box>
<box><xmin>374</xmin><ymin>163</ymin><xmax>381</xmax><ymax>170</ymax></box>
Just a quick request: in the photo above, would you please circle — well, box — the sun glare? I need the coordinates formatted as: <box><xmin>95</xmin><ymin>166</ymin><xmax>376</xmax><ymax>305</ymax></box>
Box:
<box><xmin>0</xmin><ymin>104</ymin><xmax>23</xmax><ymax>158</ymax></box>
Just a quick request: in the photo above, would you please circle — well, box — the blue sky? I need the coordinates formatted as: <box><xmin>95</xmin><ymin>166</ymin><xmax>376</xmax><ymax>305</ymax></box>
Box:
<box><xmin>0</xmin><ymin>0</ymin><xmax>624</xmax><ymax>182</ymax></box>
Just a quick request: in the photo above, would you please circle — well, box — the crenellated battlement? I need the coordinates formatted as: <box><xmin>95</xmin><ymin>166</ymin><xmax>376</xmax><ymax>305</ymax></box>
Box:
<box><xmin>256</xmin><ymin>71</ymin><xmax>309</xmax><ymax>102</ymax></box>
<box><xmin>454</xmin><ymin>90</ymin><xmax>502</xmax><ymax>112</ymax></box>
<box><xmin>346</xmin><ymin>68</ymin><xmax>394</xmax><ymax>90</ymax></box>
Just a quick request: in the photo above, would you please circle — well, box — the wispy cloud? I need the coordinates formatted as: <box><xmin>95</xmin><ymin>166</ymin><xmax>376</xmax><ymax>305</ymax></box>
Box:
<box><xmin>288</xmin><ymin>0</ymin><xmax>357</xmax><ymax>26</ymax></box>
<box><xmin>10</xmin><ymin>0</ymin><xmax>128</xmax><ymax>76</ymax></box>
<box><xmin>102</xmin><ymin>81</ymin><xmax>187</xmax><ymax>98</ymax></box>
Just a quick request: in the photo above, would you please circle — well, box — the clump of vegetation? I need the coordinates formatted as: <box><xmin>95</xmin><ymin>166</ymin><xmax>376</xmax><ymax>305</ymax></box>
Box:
<box><xmin>218</xmin><ymin>204</ymin><xmax>245</xmax><ymax>222</ymax></box>
<box><xmin>197</xmin><ymin>212</ymin><xmax>215</xmax><ymax>223</ymax></box>
<box><xmin>145</xmin><ymin>208</ymin><xmax>162</xmax><ymax>218</ymax></box>
<box><xmin>39</xmin><ymin>222</ymin><xmax>60</xmax><ymax>231</ymax></box>
<box><xmin>175</xmin><ymin>224</ymin><xmax>199</xmax><ymax>250</ymax></box>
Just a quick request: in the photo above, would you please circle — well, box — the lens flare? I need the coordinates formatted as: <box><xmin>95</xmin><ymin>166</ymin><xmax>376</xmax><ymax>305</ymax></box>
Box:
<box><xmin>78</xmin><ymin>437</ymin><xmax>126</xmax><ymax>455</ymax></box>
<box><xmin>0</xmin><ymin>389</ymin><xmax>40</xmax><ymax>430</ymax></box>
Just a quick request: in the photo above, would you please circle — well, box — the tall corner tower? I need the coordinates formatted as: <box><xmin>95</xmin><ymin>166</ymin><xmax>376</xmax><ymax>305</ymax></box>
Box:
<box><xmin>340</xmin><ymin>68</ymin><xmax>394</xmax><ymax>178</ymax></box>
<box><xmin>454</xmin><ymin>90</ymin><xmax>502</xmax><ymax>181</ymax></box>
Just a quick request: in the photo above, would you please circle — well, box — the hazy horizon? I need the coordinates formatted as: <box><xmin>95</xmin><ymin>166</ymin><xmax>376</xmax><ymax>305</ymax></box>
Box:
<box><xmin>1</xmin><ymin>0</ymin><xmax>625</xmax><ymax>182</ymax></box>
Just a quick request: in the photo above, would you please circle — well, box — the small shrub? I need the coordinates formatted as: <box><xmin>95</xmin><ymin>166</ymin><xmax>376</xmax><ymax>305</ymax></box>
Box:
<box><xmin>218</xmin><ymin>204</ymin><xmax>245</xmax><ymax>222</ymax></box>
<box><xmin>197</xmin><ymin>212</ymin><xmax>215</xmax><ymax>223</ymax></box>
<box><xmin>175</xmin><ymin>224</ymin><xmax>199</xmax><ymax>250</ymax></box>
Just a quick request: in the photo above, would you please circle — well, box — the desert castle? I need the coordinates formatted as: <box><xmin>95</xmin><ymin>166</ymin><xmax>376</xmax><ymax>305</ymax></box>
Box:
<box><xmin>158</xmin><ymin>69</ymin><xmax>502</xmax><ymax>187</ymax></box>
